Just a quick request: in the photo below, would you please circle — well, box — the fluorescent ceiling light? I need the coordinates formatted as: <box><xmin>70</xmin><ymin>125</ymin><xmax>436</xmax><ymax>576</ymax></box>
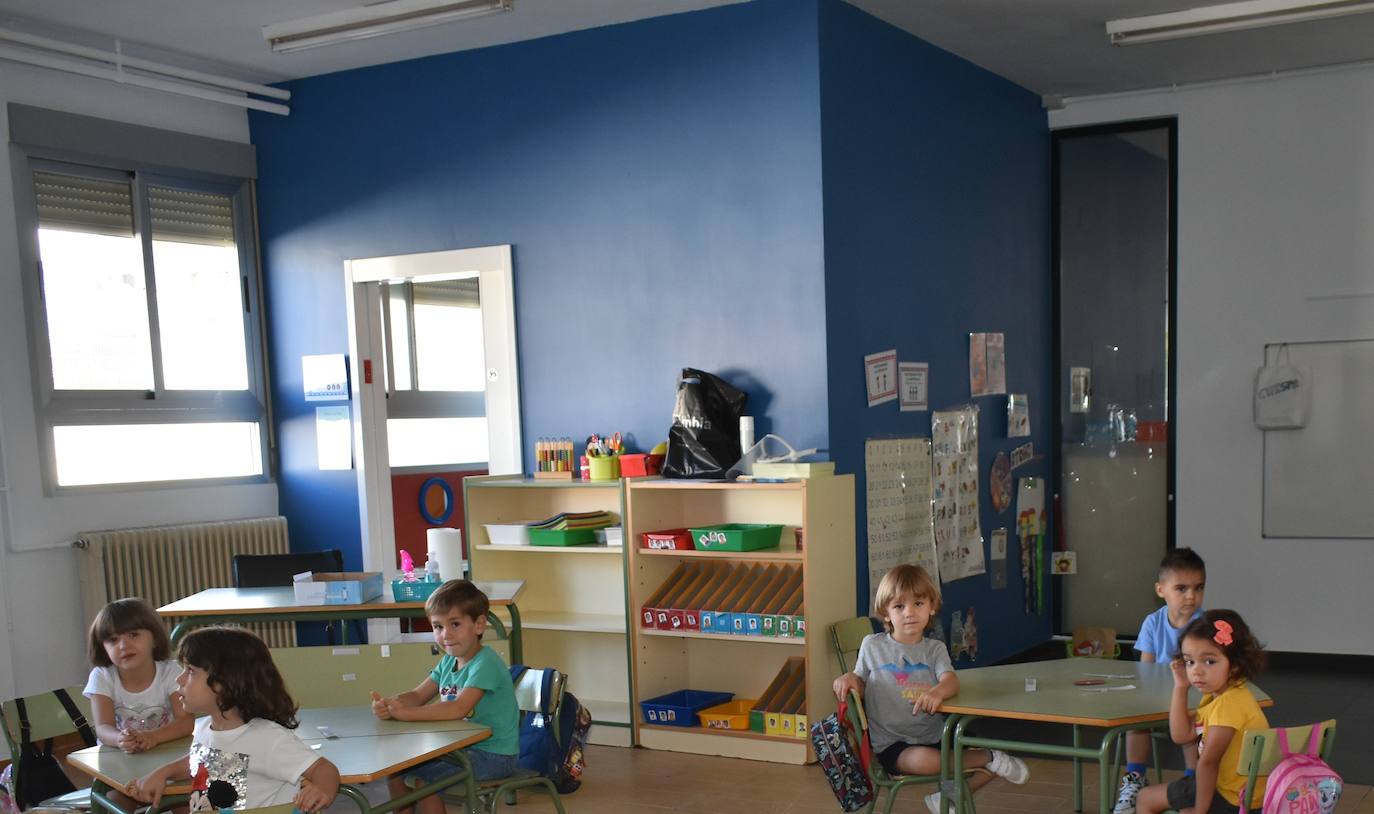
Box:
<box><xmin>263</xmin><ymin>0</ymin><xmax>513</xmax><ymax>53</ymax></box>
<box><xmin>1107</xmin><ymin>0</ymin><xmax>1374</xmax><ymax>45</ymax></box>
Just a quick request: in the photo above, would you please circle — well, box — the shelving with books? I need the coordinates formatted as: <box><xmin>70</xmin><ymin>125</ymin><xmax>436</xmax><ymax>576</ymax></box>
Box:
<box><xmin>625</xmin><ymin>477</ymin><xmax>855</xmax><ymax>763</ymax></box>
<box><xmin>464</xmin><ymin>475</ymin><xmax>632</xmax><ymax>746</ymax></box>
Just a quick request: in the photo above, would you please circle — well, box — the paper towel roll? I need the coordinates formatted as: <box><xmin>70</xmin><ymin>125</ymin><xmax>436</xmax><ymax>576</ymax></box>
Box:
<box><xmin>739</xmin><ymin>415</ymin><xmax>755</xmax><ymax>456</ymax></box>
<box><xmin>426</xmin><ymin>527</ymin><xmax>464</xmax><ymax>581</ymax></box>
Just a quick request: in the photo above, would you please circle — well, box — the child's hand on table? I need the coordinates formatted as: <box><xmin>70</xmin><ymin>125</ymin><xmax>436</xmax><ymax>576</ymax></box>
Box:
<box><xmin>912</xmin><ymin>690</ymin><xmax>941</xmax><ymax>714</ymax></box>
<box><xmin>369</xmin><ymin>690</ymin><xmax>392</xmax><ymax>719</ymax></box>
<box><xmin>118</xmin><ymin>729</ymin><xmax>154</xmax><ymax>753</ymax></box>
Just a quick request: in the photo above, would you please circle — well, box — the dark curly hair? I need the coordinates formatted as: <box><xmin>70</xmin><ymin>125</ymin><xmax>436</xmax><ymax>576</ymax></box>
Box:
<box><xmin>88</xmin><ymin>597</ymin><xmax>173</xmax><ymax>667</ymax></box>
<box><xmin>178</xmin><ymin>627</ymin><xmax>298</xmax><ymax>728</ymax></box>
<box><xmin>1179</xmin><ymin>609</ymin><xmax>1266</xmax><ymax>684</ymax></box>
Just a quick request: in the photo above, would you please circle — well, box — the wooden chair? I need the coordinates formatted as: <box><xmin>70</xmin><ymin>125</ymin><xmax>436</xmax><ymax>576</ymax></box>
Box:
<box><xmin>0</xmin><ymin>687</ymin><xmax>95</xmax><ymax>810</ymax></box>
<box><xmin>1164</xmin><ymin>719</ymin><xmax>1337</xmax><ymax>813</ymax></box>
<box><xmin>440</xmin><ymin>667</ymin><xmax>569</xmax><ymax>814</ymax></box>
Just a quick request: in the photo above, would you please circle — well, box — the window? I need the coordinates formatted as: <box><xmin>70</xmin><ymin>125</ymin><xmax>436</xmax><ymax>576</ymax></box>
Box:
<box><xmin>381</xmin><ymin>275</ymin><xmax>489</xmax><ymax>469</ymax></box>
<box><xmin>22</xmin><ymin>162</ymin><xmax>268</xmax><ymax>489</ymax></box>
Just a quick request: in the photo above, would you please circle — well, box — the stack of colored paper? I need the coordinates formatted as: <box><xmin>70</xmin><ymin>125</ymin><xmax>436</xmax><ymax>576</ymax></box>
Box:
<box><xmin>527</xmin><ymin>510</ymin><xmax>616</xmax><ymax>531</ymax></box>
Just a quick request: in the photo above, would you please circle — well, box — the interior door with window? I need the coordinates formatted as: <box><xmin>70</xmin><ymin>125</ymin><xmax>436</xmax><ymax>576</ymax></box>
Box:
<box><xmin>344</xmin><ymin>246</ymin><xmax>520</xmax><ymax>633</ymax></box>
<box><xmin>1053</xmin><ymin>121</ymin><xmax>1176</xmax><ymax>635</ymax></box>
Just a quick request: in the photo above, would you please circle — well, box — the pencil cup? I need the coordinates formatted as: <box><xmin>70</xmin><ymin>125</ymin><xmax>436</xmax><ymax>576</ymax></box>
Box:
<box><xmin>588</xmin><ymin>455</ymin><xmax>621</xmax><ymax>481</ymax></box>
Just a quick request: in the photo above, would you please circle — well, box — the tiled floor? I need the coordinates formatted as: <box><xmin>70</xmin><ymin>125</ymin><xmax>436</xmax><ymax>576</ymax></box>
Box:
<box><xmin>483</xmin><ymin>746</ymin><xmax>1374</xmax><ymax>813</ymax></box>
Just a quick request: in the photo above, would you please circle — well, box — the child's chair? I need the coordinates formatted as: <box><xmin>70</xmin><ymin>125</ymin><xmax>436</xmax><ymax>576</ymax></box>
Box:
<box><xmin>0</xmin><ymin>687</ymin><xmax>95</xmax><ymax>811</ymax></box>
<box><xmin>830</xmin><ymin>615</ymin><xmax>882</xmax><ymax>674</ymax></box>
<box><xmin>1164</xmin><ymin>719</ymin><xmax>1337</xmax><ymax>813</ymax></box>
<box><xmin>440</xmin><ymin>667</ymin><xmax>569</xmax><ymax>814</ymax></box>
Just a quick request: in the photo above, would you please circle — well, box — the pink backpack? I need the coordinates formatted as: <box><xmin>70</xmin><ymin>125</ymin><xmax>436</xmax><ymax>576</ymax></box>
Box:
<box><xmin>1243</xmin><ymin>723</ymin><xmax>1342</xmax><ymax>814</ymax></box>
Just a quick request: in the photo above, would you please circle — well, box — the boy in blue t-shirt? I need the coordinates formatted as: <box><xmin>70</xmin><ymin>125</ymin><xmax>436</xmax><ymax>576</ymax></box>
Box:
<box><xmin>1113</xmin><ymin>548</ymin><xmax>1206</xmax><ymax>814</ymax></box>
<box><xmin>371</xmin><ymin>580</ymin><xmax>519</xmax><ymax>814</ymax></box>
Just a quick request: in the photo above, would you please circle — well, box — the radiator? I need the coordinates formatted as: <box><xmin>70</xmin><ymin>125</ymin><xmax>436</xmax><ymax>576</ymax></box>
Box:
<box><xmin>77</xmin><ymin>517</ymin><xmax>296</xmax><ymax>648</ymax></box>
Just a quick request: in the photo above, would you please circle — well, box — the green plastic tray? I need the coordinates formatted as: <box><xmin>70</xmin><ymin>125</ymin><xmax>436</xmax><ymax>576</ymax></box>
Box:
<box><xmin>528</xmin><ymin>528</ymin><xmax>601</xmax><ymax>546</ymax></box>
<box><xmin>689</xmin><ymin>523</ymin><xmax>784</xmax><ymax>552</ymax></box>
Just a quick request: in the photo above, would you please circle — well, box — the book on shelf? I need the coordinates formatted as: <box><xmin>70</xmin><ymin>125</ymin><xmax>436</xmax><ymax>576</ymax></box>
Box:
<box><xmin>527</xmin><ymin>510</ymin><xmax>616</xmax><ymax>531</ymax></box>
<box><xmin>749</xmin><ymin>461</ymin><xmax>835</xmax><ymax>479</ymax></box>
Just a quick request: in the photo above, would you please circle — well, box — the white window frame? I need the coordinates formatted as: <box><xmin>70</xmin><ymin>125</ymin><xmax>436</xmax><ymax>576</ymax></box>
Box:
<box><xmin>12</xmin><ymin>155</ymin><xmax>270</xmax><ymax>495</ymax></box>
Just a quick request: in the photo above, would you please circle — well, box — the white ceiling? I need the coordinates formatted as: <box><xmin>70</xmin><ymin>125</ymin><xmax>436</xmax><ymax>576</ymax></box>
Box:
<box><xmin>2</xmin><ymin>0</ymin><xmax>1374</xmax><ymax>102</ymax></box>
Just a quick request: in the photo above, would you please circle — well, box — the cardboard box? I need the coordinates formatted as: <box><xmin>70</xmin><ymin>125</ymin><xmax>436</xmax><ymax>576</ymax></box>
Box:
<box><xmin>292</xmin><ymin>572</ymin><xmax>383</xmax><ymax>605</ymax></box>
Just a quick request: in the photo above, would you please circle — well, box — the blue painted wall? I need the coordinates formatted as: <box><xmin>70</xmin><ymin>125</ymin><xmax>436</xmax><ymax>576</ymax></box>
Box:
<box><xmin>250</xmin><ymin>0</ymin><xmax>828</xmax><ymax>561</ymax></box>
<box><xmin>818</xmin><ymin>1</ymin><xmax>1052</xmax><ymax>664</ymax></box>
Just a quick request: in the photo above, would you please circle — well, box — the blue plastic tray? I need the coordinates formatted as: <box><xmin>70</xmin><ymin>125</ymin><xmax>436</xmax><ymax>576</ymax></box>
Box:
<box><xmin>639</xmin><ymin>689</ymin><xmax>734</xmax><ymax>727</ymax></box>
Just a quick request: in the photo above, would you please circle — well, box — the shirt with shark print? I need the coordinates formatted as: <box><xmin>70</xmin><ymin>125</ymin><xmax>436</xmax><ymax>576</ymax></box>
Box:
<box><xmin>852</xmin><ymin>632</ymin><xmax>953</xmax><ymax>751</ymax></box>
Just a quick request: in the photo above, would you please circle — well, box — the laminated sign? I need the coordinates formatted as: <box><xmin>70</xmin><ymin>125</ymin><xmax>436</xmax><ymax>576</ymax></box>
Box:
<box><xmin>1254</xmin><ymin>344</ymin><xmax>1308</xmax><ymax>430</ymax></box>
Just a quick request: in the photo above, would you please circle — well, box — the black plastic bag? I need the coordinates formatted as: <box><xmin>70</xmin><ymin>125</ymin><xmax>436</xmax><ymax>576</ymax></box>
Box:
<box><xmin>662</xmin><ymin>368</ymin><xmax>747</xmax><ymax>479</ymax></box>
<box><xmin>13</xmin><ymin>693</ymin><xmax>87</xmax><ymax>809</ymax></box>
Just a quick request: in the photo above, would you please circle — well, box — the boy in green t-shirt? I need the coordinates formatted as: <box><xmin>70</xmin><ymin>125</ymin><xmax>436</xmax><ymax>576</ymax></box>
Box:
<box><xmin>371</xmin><ymin>580</ymin><xmax>519</xmax><ymax>814</ymax></box>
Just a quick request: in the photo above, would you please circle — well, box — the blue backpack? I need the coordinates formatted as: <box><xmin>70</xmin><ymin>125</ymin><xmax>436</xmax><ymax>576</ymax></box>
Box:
<box><xmin>508</xmin><ymin>665</ymin><xmax>590</xmax><ymax>794</ymax></box>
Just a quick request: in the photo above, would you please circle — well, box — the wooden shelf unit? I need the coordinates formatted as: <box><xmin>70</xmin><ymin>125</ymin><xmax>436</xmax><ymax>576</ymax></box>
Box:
<box><xmin>464</xmin><ymin>475</ymin><xmax>632</xmax><ymax>747</ymax></box>
<box><xmin>625</xmin><ymin>476</ymin><xmax>855</xmax><ymax>764</ymax></box>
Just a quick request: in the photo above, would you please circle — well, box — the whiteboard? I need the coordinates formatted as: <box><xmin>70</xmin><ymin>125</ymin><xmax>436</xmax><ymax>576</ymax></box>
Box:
<box><xmin>1262</xmin><ymin>339</ymin><xmax>1374</xmax><ymax>538</ymax></box>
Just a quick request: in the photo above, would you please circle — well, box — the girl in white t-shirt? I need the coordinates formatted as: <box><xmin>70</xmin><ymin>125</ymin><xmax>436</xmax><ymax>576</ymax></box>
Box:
<box><xmin>84</xmin><ymin>598</ymin><xmax>194</xmax><ymax>753</ymax></box>
<box><xmin>128</xmin><ymin>627</ymin><xmax>340</xmax><ymax>813</ymax></box>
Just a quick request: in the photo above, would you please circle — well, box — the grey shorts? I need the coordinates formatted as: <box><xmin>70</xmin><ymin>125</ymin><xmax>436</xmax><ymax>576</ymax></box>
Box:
<box><xmin>407</xmin><ymin>748</ymin><xmax>520</xmax><ymax>783</ymax></box>
<box><xmin>1165</xmin><ymin>776</ymin><xmax>1241</xmax><ymax>814</ymax></box>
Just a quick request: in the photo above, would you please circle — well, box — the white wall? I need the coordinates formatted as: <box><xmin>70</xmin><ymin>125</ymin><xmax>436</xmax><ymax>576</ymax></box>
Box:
<box><xmin>1051</xmin><ymin>67</ymin><xmax>1374</xmax><ymax>654</ymax></box>
<box><xmin>0</xmin><ymin>61</ymin><xmax>278</xmax><ymax>697</ymax></box>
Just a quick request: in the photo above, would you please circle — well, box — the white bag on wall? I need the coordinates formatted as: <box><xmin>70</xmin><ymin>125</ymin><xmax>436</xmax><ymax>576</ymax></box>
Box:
<box><xmin>1255</xmin><ymin>345</ymin><xmax>1309</xmax><ymax>429</ymax></box>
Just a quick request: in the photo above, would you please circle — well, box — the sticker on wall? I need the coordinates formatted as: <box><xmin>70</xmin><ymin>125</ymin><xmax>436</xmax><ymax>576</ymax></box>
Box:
<box><xmin>1008</xmin><ymin>393</ymin><xmax>1030</xmax><ymax>437</ymax></box>
<box><xmin>990</xmin><ymin>528</ymin><xmax>1008</xmax><ymax>590</ymax></box>
<box><xmin>898</xmin><ymin>362</ymin><xmax>929</xmax><ymax>412</ymax></box>
<box><xmin>1010</xmin><ymin>442</ymin><xmax>1035</xmax><ymax>470</ymax></box>
<box><xmin>1069</xmin><ymin>366</ymin><xmax>1091</xmax><ymax>414</ymax></box>
<box><xmin>1053</xmin><ymin>551</ymin><xmax>1078</xmax><ymax>575</ymax></box>
<box><xmin>865</xmin><ymin>350</ymin><xmax>898</xmax><ymax>407</ymax></box>
<box><xmin>315</xmin><ymin>406</ymin><xmax>352</xmax><ymax>470</ymax></box>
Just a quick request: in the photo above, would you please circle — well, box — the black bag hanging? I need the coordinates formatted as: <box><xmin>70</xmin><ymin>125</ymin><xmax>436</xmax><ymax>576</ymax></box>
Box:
<box><xmin>13</xmin><ymin>690</ymin><xmax>93</xmax><ymax>809</ymax></box>
<box><xmin>661</xmin><ymin>368</ymin><xmax>747</xmax><ymax>479</ymax></box>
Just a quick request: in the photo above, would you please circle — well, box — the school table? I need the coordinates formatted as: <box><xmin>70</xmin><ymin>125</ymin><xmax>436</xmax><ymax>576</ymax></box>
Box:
<box><xmin>937</xmin><ymin>659</ymin><xmax>1272</xmax><ymax>814</ymax></box>
<box><xmin>67</xmin><ymin>706</ymin><xmax>490</xmax><ymax>814</ymax></box>
<box><xmin>158</xmin><ymin>579</ymin><xmax>526</xmax><ymax>663</ymax></box>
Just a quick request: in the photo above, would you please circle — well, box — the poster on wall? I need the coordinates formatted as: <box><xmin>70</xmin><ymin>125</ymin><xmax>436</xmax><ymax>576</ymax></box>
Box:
<box><xmin>969</xmin><ymin>334</ymin><xmax>988</xmax><ymax>396</ymax></box>
<box><xmin>865</xmin><ymin>350</ymin><xmax>898</xmax><ymax>407</ymax></box>
<box><xmin>865</xmin><ymin>438</ymin><xmax>937</xmax><ymax>606</ymax></box>
<box><xmin>898</xmin><ymin>362</ymin><xmax>929</xmax><ymax>412</ymax></box>
<box><xmin>989</xmin><ymin>528</ymin><xmax>1008</xmax><ymax>590</ymax></box>
<box><xmin>985</xmin><ymin>333</ymin><xmax>1007</xmax><ymax>395</ymax></box>
<box><xmin>931</xmin><ymin>407</ymin><xmax>985</xmax><ymax>582</ymax></box>
<box><xmin>1008</xmin><ymin>394</ymin><xmax>1030</xmax><ymax>437</ymax></box>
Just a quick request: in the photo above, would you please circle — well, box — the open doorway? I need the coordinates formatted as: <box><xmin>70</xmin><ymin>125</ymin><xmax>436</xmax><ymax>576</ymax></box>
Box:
<box><xmin>343</xmin><ymin>245</ymin><xmax>521</xmax><ymax>641</ymax></box>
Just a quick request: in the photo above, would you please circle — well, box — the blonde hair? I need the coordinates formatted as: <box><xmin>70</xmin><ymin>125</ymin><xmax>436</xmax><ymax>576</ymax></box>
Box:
<box><xmin>872</xmin><ymin>564</ymin><xmax>942</xmax><ymax>633</ymax></box>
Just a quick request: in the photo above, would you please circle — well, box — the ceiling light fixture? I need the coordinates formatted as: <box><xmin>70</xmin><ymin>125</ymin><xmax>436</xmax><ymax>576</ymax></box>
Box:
<box><xmin>263</xmin><ymin>0</ymin><xmax>513</xmax><ymax>53</ymax></box>
<box><xmin>1107</xmin><ymin>0</ymin><xmax>1374</xmax><ymax>45</ymax></box>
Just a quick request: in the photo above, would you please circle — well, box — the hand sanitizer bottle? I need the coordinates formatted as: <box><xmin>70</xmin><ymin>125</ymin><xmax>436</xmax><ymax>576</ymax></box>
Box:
<box><xmin>424</xmin><ymin>551</ymin><xmax>440</xmax><ymax>583</ymax></box>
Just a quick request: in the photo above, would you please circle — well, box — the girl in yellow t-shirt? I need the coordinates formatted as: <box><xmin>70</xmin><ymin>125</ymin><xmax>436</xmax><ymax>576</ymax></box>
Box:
<box><xmin>1137</xmin><ymin>610</ymin><xmax>1269</xmax><ymax>814</ymax></box>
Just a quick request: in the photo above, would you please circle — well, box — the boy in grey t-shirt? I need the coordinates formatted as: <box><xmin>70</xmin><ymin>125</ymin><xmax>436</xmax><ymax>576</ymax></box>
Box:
<box><xmin>833</xmin><ymin>565</ymin><xmax>1029</xmax><ymax>813</ymax></box>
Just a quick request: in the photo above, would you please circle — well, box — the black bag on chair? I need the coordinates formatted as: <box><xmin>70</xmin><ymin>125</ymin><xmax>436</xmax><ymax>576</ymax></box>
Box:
<box><xmin>13</xmin><ymin>691</ymin><xmax>94</xmax><ymax>810</ymax></box>
<box><xmin>662</xmin><ymin>368</ymin><xmax>747</xmax><ymax>479</ymax></box>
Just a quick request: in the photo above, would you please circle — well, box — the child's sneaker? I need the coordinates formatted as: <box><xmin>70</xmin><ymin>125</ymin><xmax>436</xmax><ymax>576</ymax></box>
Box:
<box><xmin>987</xmin><ymin>749</ymin><xmax>1030</xmax><ymax>784</ymax></box>
<box><xmin>924</xmin><ymin>791</ymin><xmax>944</xmax><ymax>814</ymax></box>
<box><xmin>1113</xmin><ymin>770</ymin><xmax>1148</xmax><ymax>814</ymax></box>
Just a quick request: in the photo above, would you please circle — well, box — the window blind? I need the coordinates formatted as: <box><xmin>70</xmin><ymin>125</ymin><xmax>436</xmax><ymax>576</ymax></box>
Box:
<box><xmin>149</xmin><ymin>185</ymin><xmax>235</xmax><ymax>245</ymax></box>
<box><xmin>33</xmin><ymin>170</ymin><xmax>133</xmax><ymax>235</ymax></box>
<box><xmin>412</xmin><ymin>278</ymin><xmax>480</xmax><ymax>308</ymax></box>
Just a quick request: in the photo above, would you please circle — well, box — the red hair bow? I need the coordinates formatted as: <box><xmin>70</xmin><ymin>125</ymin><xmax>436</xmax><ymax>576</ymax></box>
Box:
<box><xmin>1213</xmin><ymin>620</ymin><xmax>1234</xmax><ymax>646</ymax></box>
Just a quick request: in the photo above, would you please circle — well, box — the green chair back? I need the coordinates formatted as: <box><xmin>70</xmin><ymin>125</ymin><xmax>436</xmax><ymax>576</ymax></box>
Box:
<box><xmin>831</xmin><ymin>616</ymin><xmax>881</xmax><ymax>673</ymax></box>
<box><xmin>1236</xmin><ymin>720</ymin><xmax>1337</xmax><ymax>809</ymax></box>
<box><xmin>271</xmin><ymin>643</ymin><xmax>441</xmax><ymax>708</ymax></box>
<box><xmin>0</xmin><ymin>687</ymin><xmax>92</xmax><ymax>750</ymax></box>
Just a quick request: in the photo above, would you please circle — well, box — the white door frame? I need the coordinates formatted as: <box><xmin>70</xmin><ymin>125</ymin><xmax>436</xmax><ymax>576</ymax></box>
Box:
<box><xmin>343</xmin><ymin>245</ymin><xmax>522</xmax><ymax>640</ymax></box>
